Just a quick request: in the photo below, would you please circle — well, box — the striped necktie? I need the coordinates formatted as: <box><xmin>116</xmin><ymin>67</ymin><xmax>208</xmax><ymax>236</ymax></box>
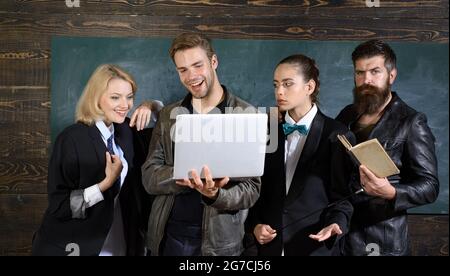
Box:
<box><xmin>107</xmin><ymin>134</ymin><xmax>121</xmax><ymax>197</ymax></box>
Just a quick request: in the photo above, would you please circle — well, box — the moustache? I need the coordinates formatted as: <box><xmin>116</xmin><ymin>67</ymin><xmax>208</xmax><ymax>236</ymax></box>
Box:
<box><xmin>355</xmin><ymin>84</ymin><xmax>379</xmax><ymax>95</ymax></box>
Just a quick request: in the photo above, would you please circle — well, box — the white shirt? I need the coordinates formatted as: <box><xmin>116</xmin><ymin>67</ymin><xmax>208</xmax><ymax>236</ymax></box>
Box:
<box><xmin>284</xmin><ymin>104</ymin><xmax>318</xmax><ymax>195</ymax></box>
<box><xmin>83</xmin><ymin>121</ymin><xmax>129</xmax><ymax>256</ymax></box>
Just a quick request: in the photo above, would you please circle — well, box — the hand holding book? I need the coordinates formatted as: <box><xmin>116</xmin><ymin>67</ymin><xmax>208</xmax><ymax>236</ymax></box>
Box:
<box><xmin>337</xmin><ymin>135</ymin><xmax>400</xmax><ymax>178</ymax></box>
<box><xmin>359</xmin><ymin>164</ymin><xmax>397</xmax><ymax>199</ymax></box>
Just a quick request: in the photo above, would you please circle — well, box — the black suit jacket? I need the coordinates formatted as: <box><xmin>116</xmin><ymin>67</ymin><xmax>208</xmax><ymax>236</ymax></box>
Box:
<box><xmin>246</xmin><ymin>110</ymin><xmax>354</xmax><ymax>256</ymax></box>
<box><xmin>32</xmin><ymin>118</ymin><xmax>152</xmax><ymax>256</ymax></box>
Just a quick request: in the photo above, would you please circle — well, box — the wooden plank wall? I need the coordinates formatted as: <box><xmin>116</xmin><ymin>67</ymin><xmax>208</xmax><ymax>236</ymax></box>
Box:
<box><xmin>0</xmin><ymin>0</ymin><xmax>448</xmax><ymax>256</ymax></box>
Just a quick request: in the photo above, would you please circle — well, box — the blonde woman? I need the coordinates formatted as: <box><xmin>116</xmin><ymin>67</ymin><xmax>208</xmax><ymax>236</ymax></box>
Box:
<box><xmin>32</xmin><ymin>64</ymin><xmax>159</xmax><ymax>256</ymax></box>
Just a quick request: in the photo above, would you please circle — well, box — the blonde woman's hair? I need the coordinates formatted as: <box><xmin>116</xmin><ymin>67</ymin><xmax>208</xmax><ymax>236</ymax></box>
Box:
<box><xmin>75</xmin><ymin>64</ymin><xmax>137</xmax><ymax>125</ymax></box>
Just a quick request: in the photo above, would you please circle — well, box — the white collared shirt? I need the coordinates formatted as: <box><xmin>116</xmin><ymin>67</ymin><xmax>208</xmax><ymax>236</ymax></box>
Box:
<box><xmin>284</xmin><ymin>104</ymin><xmax>318</xmax><ymax>195</ymax></box>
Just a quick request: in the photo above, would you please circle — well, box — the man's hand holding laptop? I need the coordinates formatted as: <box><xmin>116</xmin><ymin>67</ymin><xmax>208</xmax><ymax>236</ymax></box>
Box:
<box><xmin>176</xmin><ymin>165</ymin><xmax>230</xmax><ymax>199</ymax></box>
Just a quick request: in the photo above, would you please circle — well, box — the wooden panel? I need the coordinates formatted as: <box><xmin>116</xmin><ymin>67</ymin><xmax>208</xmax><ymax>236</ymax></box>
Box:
<box><xmin>0</xmin><ymin>88</ymin><xmax>50</xmax><ymax>159</ymax></box>
<box><xmin>0</xmin><ymin>39</ymin><xmax>50</xmax><ymax>87</ymax></box>
<box><xmin>0</xmin><ymin>37</ymin><xmax>50</xmax><ymax>52</ymax></box>
<box><xmin>0</xmin><ymin>126</ymin><xmax>49</xmax><ymax>160</ymax></box>
<box><xmin>0</xmin><ymin>13</ymin><xmax>448</xmax><ymax>42</ymax></box>
<box><xmin>0</xmin><ymin>194</ymin><xmax>47</xmax><ymax>256</ymax></box>
<box><xmin>0</xmin><ymin>0</ymin><xmax>447</xmax><ymax>19</ymax></box>
<box><xmin>409</xmin><ymin>214</ymin><xmax>449</xmax><ymax>256</ymax></box>
<box><xmin>0</xmin><ymin>158</ymin><xmax>48</xmax><ymax>194</ymax></box>
<box><xmin>0</xmin><ymin>88</ymin><xmax>49</xmax><ymax>194</ymax></box>
<box><xmin>0</xmin><ymin>88</ymin><xmax>50</xmax><ymax>122</ymax></box>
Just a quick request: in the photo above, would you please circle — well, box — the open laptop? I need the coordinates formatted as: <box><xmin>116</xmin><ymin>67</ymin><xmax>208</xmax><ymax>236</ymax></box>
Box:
<box><xmin>173</xmin><ymin>113</ymin><xmax>268</xmax><ymax>179</ymax></box>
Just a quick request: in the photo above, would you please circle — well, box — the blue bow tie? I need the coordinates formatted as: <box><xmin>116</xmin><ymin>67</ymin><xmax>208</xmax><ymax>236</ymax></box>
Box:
<box><xmin>282</xmin><ymin>123</ymin><xmax>308</xmax><ymax>136</ymax></box>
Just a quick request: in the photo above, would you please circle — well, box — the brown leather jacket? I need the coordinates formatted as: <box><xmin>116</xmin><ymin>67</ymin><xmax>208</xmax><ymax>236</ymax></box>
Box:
<box><xmin>142</xmin><ymin>89</ymin><xmax>261</xmax><ymax>256</ymax></box>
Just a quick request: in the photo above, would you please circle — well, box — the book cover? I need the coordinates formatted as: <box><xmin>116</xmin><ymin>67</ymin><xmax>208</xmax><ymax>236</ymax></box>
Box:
<box><xmin>337</xmin><ymin>135</ymin><xmax>400</xmax><ymax>178</ymax></box>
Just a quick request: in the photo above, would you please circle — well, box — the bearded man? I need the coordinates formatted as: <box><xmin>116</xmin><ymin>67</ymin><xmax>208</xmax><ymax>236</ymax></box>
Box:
<box><xmin>335</xmin><ymin>40</ymin><xmax>439</xmax><ymax>256</ymax></box>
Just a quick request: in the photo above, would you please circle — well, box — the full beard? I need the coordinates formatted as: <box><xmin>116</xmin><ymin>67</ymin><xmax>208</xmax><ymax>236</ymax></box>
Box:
<box><xmin>353</xmin><ymin>81</ymin><xmax>391</xmax><ymax>115</ymax></box>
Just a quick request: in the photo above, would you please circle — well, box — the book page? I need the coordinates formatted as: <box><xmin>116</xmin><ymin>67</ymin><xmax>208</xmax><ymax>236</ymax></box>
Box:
<box><xmin>351</xmin><ymin>139</ymin><xmax>400</xmax><ymax>178</ymax></box>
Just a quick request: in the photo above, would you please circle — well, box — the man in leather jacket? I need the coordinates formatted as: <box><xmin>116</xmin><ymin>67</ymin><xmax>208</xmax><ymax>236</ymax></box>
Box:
<box><xmin>336</xmin><ymin>40</ymin><xmax>439</xmax><ymax>256</ymax></box>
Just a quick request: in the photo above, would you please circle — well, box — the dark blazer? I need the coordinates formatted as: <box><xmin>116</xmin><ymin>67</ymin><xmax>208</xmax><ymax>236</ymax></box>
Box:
<box><xmin>32</xmin><ymin>118</ymin><xmax>152</xmax><ymax>256</ymax></box>
<box><xmin>246</xmin><ymin>110</ymin><xmax>354</xmax><ymax>256</ymax></box>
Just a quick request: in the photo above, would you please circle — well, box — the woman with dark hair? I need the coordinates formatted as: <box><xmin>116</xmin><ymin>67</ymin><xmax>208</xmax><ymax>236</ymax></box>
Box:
<box><xmin>246</xmin><ymin>54</ymin><xmax>354</xmax><ymax>256</ymax></box>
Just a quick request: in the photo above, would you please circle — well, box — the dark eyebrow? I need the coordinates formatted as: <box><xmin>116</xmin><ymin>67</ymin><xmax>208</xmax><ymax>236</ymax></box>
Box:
<box><xmin>176</xmin><ymin>60</ymin><xmax>203</xmax><ymax>71</ymax></box>
<box><xmin>356</xmin><ymin>66</ymin><xmax>381</xmax><ymax>72</ymax></box>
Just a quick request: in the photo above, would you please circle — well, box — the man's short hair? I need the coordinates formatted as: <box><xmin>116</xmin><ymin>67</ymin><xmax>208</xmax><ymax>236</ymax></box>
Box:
<box><xmin>352</xmin><ymin>39</ymin><xmax>397</xmax><ymax>72</ymax></box>
<box><xmin>169</xmin><ymin>32</ymin><xmax>215</xmax><ymax>62</ymax></box>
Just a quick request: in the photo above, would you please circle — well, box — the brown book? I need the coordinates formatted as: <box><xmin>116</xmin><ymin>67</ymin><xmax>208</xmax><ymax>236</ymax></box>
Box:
<box><xmin>337</xmin><ymin>134</ymin><xmax>400</xmax><ymax>178</ymax></box>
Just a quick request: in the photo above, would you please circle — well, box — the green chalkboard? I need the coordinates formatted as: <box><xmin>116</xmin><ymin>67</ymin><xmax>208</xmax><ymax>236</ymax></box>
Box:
<box><xmin>51</xmin><ymin>37</ymin><xmax>448</xmax><ymax>214</ymax></box>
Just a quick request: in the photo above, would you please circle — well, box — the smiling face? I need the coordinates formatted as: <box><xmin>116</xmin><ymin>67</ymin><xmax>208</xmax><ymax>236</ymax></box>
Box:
<box><xmin>99</xmin><ymin>78</ymin><xmax>134</xmax><ymax>126</ymax></box>
<box><xmin>274</xmin><ymin>63</ymin><xmax>315</xmax><ymax>118</ymax></box>
<box><xmin>173</xmin><ymin>46</ymin><xmax>218</xmax><ymax>99</ymax></box>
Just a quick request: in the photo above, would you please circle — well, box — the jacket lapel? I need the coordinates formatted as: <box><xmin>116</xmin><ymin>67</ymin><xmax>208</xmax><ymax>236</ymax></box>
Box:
<box><xmin>368</xmin><ymin>92</ymin><xmax>399</xmax><ymax>141</ymax></box>
<box><xmin>274</xmin><ymin>122</ymin><xmax>287</xmax><ymax>196</ymax></box>
<box><xmin>88</xmin><ymin>125</ymin><xmax>107</xmax><ymax>166</ymax></box>
<box><xmin>284</xmin><ymin>111</ymin><xmax>324</xmax><ymax>206</ymax></box>
<box><xmin>114</xmin><ymin>122</ymin><xmax>134</xmax><ymax>167</ymax></box>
